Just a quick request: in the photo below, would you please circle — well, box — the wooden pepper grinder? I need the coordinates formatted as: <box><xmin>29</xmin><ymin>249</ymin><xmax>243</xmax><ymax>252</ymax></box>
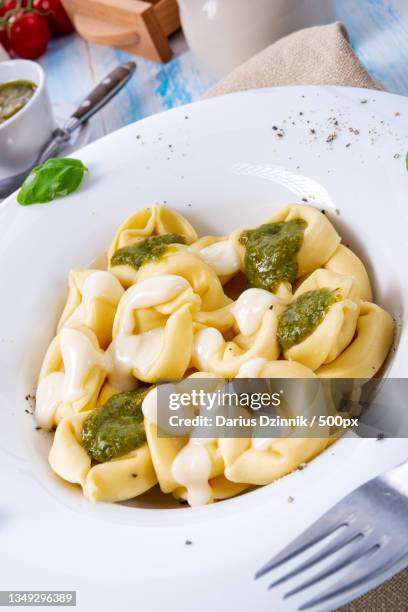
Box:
<box><xmin>61</xmin><ymin>0</ymin><xmax>180</xmax><ymax>62</ymax></box>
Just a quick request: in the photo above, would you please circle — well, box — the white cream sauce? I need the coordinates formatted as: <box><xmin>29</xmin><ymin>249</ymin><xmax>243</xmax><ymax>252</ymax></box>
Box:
<box><xmin>141</xmin><ymin>386</ymin><xmax>158</xmax><ymax>424</ymax></box>
<box><xmin>231</xmin><ymin>288</ymin><xmax>280</xmax><ymax>336</ymax></box>
<box><xmin>60</xmin><ymin>328</ymin><xmax>112</xmax><ymax>401</ymax></box>
<box><xmin>35</xmin><ymin>328</ymin><xmax>112</xmax><ymax>429</ymax></box>
<box><xmin>197</xmin><ymin>239</ymin><xmax>240</xmax><ymax>276</ymax></box>
<box><xmin>116</xmin><ymin>275</ymin><xmax>191</xmax><ymax>336</ymax></box>
<box><xmin>107</xmin><ymin>274</ymin><xmax>191</xmax><ymax>386</ymax></box>
<box><xmin>172</xmin><ymin>438</ymin><xmax>213</xmax><ymax>506</ymax></box>
<box><xmin>108</xmin><ymin>328</ymin><xmax>164</xmax><ymax>390</ymax></box>
<box><xmin>251</xmin><ymin>437</ymin><xmax>279</xmax><ymax>451</ymax></box>
<box><xmin>35</xmin><ymin>371</ymin><xmax>65</xmax><ymax>430</ymax></box>
<box><xmin>192</xmin><ymin>327</ymin><xmax>224</xmax><ymax>371</ymax></box>
<box><xmin>193</xmin><ymin>287</ymin><xmax>283</xmax><ymax>371</ymax></box>
<box><xmin>64</xmin><ymin>271</ymin><xmax>124</xmax><ymax>328</ymax></box>
<box><xmin>237</xmin><ymin>357</ymin><xmax>267</xmax><ymax>378</ymax></box>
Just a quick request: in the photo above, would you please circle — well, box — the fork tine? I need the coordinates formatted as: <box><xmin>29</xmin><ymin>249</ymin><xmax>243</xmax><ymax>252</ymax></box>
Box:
<box><xmin>298</xmin><ymin>544</ymin><xmax>407</xmax><ymax>610</ymax></box>
<box><xmin>283</xmin><ymin>537</ymin><xmax>380</xmax><ymax>598</ymax></box>
<box><xmin>255</xmin><ymin>504</ymin><xmax>353</xmax><ymax>579</ymax></box>
<box><xmin>268</xmin><ymin>529</ymin><xmax>363</xmax><ymax>588</ymax></box>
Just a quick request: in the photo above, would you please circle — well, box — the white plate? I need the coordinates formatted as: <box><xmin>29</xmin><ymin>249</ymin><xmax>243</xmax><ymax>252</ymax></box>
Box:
<box><xmin>0</xmin><ymin>86</ymin><xmax>407</xmax><ymax>612</ymax></box>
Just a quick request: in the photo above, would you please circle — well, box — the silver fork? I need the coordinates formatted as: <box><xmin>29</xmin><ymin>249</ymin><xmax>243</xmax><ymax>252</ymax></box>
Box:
<box><xmin>255</xmin><ymin>459</ymin><xmax>408</xmax><ymax>610</ymax></box>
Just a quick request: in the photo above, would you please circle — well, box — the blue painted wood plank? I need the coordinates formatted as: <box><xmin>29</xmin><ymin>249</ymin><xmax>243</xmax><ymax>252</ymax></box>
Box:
<box><xmin>38</xmin><ymin>34</ymin><xmax>105</xmax><ymax>139</ymax></box>
<box><xmin>335</xmin><ymin>0</ymin><xmax>408</xmax><ymax>95</ymax></box>
<box><xmin>86</xmin><ymin>31</ymin><xmax>213</xmax><ymax>134</ymax></box>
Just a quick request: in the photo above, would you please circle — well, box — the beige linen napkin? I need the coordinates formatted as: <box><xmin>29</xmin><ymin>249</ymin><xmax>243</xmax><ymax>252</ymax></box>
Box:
<box><xmin>203</xmin><ymin>20</ymin><xmax>406</xmax><ymax>611</ymax></box>
<box><xmin>204</xmin><ymin>22</ymin><xmax>379</xmax><ymax>98</ymax></box>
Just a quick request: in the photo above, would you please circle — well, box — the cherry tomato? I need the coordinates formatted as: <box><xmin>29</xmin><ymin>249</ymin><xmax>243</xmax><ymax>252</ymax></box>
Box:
<box><xmin>33</xmin><ymin>0</ymin><xmax>73</xmax><ymax>36</ymax></box>
<box><xmin>0</xmin><ymin>1</ymin><xmax>27</xmax><ymax>17</ymax></box>
<box><xmin>0</xmin><ymin>26</ymin><xmax>10</xmax><ymax>50</ymax></box>
<box><xmin>0</xmin><ymin>1</ymin><xmax>17</xmax><ymax>17</ymax></box>
<box><xmin>8</xmin><ymin>11</ymin><xmax>51</xmax><ymax>59</ymax></box>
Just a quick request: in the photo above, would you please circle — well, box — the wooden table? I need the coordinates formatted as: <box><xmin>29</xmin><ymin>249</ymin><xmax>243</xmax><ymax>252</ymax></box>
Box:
<box><xmin>39</xmin><ymin>0</ymin><xmax>408</xmax><ymax>142</ymax></box>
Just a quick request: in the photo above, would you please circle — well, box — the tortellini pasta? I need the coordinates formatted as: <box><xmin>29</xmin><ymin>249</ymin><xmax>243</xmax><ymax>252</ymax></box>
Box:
<box><xmin>108</xmin><ymin>275</ymin><xmax>198</xmax><ymax>385</ymax></box>
<box><xmin>134</xmin><ymin>245</ymin><xmax>231</xmax><ymax>311</ymax></box>
<box><xmin>279</xmin><ymin>269</ymin><xmax>361</xmax><ymax>371</ymax></box>
<box><xmin>36</xmin><ymin>326</ymin><xmax>110</xmax><ymax>430</ymax></box>
<box><xmin>262</xmin><ymin>204</ymin><xmax>341</xmax><ymax>278</ymax></box>
<box><xmin>191</xmin><ymin>290</ymin><xmax>282</xmax><ymax>377</ymax></box>
<box><xmin>35</xmin><ymin>203</ymin><xmax>394</xmax><ymax>507</ymax></box>
<box><xmin>49</xmin><ymin>410</ymin><xmax>157</xmax><ymax>502</ymax></box>
<box><xmin>219</xmin><ymin>361</ymin><xmax>332</xmax><ymax>485</ymax></box>
<box><xmin>108</xmin><ymin>205</ymin><xmax>198</xmax><ymax>288</ymax></box>
<box><xmin>108</xmin><ymin>204</ymin><xmax>198</xmax><ymax>259</ymax></box>
<box><xmin>58</xmin><ymin>269</ymin><xmax>124</xmax><ymax>349</ymax></box>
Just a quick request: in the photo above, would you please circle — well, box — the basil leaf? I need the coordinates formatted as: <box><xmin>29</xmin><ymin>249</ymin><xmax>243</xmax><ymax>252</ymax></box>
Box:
<box><xmin>17</xmin><ymin>157</ymin><xmax>88</xmax><ymax>206</ymax></box>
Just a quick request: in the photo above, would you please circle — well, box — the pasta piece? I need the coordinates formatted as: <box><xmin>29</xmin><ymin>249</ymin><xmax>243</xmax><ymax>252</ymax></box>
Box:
<box><xmin>85</xmin><ymin>444</ymin><xmax>157</xmax><ymax>502</ymax></box>
<box><xmin>58</xmin><ymin>269</ymin><xmax>124</xmax><ymax>349</ymax></box>
<box><xmin>233</xmin><ymin>205</ymin><xmax>340</xmax><ymax>288</ymax></box>
<box><xmin>220</xmin><ymin>436</ymin><xmax>330</xmax><ymax>485</ymax></box>
<box><xmin>109</xmin><ymin>275</ymin><xmax>197</xmax><ymax>385</ymax></box>
<box><xmin>108</xmin><ymin>204</ymin><xmax>197</xmax><ymax>260</ymax></box>
<box><xmin>173</xmin><ymin>476</ymin><xmax>249</xmax><ymax>503</ymax></box>
<box><xmin>49</xmin><ymin>412</ymin><xmax>91</xmax><ymax>487</ymax></box>
<box><xmin>193</xmin><ymin>283</ymin><xmax>292</xmax><ymax>333</ymax></box>
<box><xmin>324</xmin><ymin>244</ymin><xmax>373</xmax><ymax>302</ymax></box>
<box><xmin>317</xmin><ymin>302</ymin><xmax>394</xmax><ymax>378</ymax></box>
<box><xmin>218</xmin><ymin>360</ymin><xmax>331</xmax><ymax>485</ymax></box>
<box><xmin>191</xmin><ymin>235</ymin><xmax>241</xmax><ymax>284</ymax></box>
<box><xmin>143</xmin><ymin>377</ymin><xmax>227</xmax><ymax>505</ymax></box>
<box><xmin>35</xmin><ymin>327</ymin><xmax>110</xmax><ymax>430</ymax></box>
<box><xmin>279</xmin><ymin>269</ymin><xmax>361</xmax><ymax>371</ymax></box>
<box><xmin>264</xmin><ymin>205</ymin><xmax>341</xmax><ymax>277</ymax></box>
<box><xmin>294</xmin><ymin>268</ymin><xmax>362</xmax><ymax>302</ymax></box>
<box><xmin>49</xmin><ymin>412</ymin><xmax>157</xmax><ymax>503</ymax></box>
<box><xmin>132</xmin><ymin>245</ymin><xmax>231</xmax><ymax>311</ymax></box>
<box><xmin>191</xmin><ymin>289</ymin><xmax>282</xmax><ymax>377</ymax></box>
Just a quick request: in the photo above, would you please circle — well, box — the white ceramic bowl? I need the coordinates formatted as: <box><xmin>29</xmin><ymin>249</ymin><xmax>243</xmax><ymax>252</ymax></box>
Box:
<box><xmin>0</xmin><ymin>59</ymin><xmax>54</xmax><ymax>179</ymax></box>
<box><xmin>0</xmin><ymin>86</ymin><xmax>407</xmax><ymax>611</ymax></box>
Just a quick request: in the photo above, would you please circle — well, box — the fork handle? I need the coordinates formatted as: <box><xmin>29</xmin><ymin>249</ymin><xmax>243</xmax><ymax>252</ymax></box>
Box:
<box><xmin>64</xmin><ymin>61</ymin><xmax>136</xmax><ymax>133</ymax></box>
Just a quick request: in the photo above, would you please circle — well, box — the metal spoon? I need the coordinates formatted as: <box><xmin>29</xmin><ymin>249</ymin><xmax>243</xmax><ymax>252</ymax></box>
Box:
<box><xmin>0</xmin><ymin>61</ymin><xmax>136</xmax><ymax>199</ymax></box>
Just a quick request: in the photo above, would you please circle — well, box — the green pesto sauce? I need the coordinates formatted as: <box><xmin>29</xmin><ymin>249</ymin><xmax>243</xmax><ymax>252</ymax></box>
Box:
<box><xmin>239</xmin><ymin>219</ymin><xmax>306</xmax><ymax>292</ymax></box>
<box><xmin>110</xmin><ymin>233</ymin><xmax>186</xmax><ymax>270</ymax></box>
<box><xmin>82</xmin><ymin>388</ymin><xmax>152</xmax><ymax>462</ymax></box>
<box><xmin>278</xmin><ymin>288</ymin><xmax>342</xmax><ymax>351</ymax></box>
<box><xmin>0</xmin><ymin>80</ymin><xmax>36</xmax><ymax>124</ymax></box>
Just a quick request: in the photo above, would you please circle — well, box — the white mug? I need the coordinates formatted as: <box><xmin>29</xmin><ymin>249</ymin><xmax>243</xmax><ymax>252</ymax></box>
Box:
<box><xmin>177</xmin><ymin>0</ymin><xmax>335</xmax><ymax>79</ymax></box>
<box><xmin>0</xmin><ymin>60</ymin><xmax>55</xmax><ymax>179</ymax></box>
